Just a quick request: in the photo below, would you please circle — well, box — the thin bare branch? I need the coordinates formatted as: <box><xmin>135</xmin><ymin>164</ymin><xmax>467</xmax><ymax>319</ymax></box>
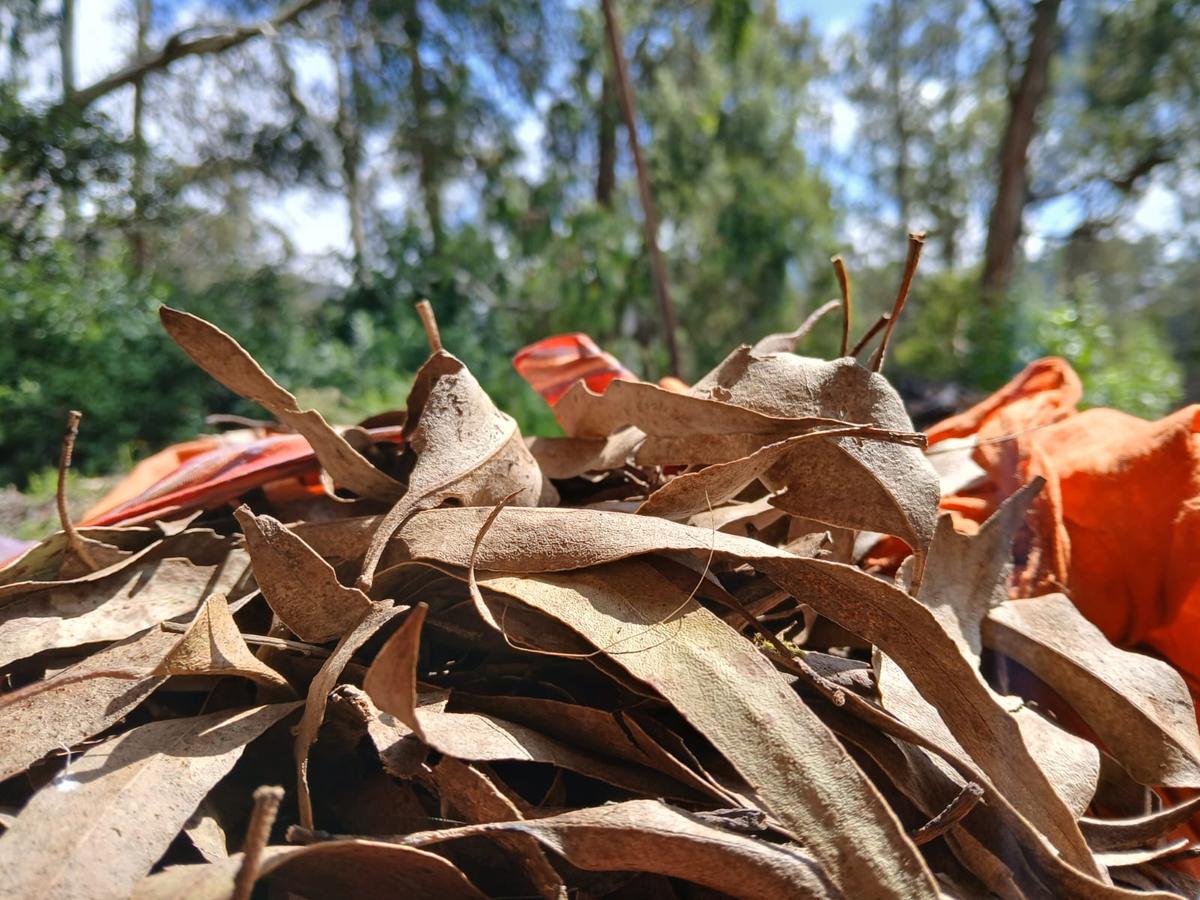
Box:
<box><xmin>415</xmin><ymin>300</ymin><xmax>443</xmax><ymax>354</ymax></box>
<box><xmin>233</xmin><ymin>786</ymin><xmax>284</xmax><ymax>900</ymax></box>
<box><xmin>69</xmin><ymin>0</ymin><xmax>328</xmax><ymax>109</ymax></box>
<box><xmin>601</xmin><ymin>0</ymin><xmax>682</xmax><ymax>377</ymax></box>
<box><xmin>850</xmin><ymin>312</ymin><xmax>891</xmax><ymax>359</ymax></box>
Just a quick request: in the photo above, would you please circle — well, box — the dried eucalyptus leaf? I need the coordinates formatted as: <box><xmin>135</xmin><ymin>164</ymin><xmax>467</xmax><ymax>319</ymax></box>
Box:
<box><xmin>1082</xmin><ymin>795</ymin><xmax>1200</xmax><ymax>852</ymax></box>
<box><xmin>404</xmin><ymin>799</ymin><xmax>838</xmax><ymax>900</ymax></box>
<box><xmin>641</xmin><ymin>424</ymin><xmax>923</xmax><ymax>521</ymax></box>
<box><xmin>693</xmin><ymin>348</ymin><xmax>939</xmax><ymax>585</ymax></box>
<box><xmin>132</xmin><ymin>840</ymin><xmax>487</xmax><ymax>900</ymax></box>
<box><xmin>458</xmin><ymin>692</ymin><xmax>737</xmax><ymax>803</ymax></box>
<box><xmin>0</xmin><ymin>626</ymin><xmax>174</xmax><ymax>781</ymax></box>
<box><xmin>358</xmin><ymin>351</ymin><xmax>555</xmax><ymax>589</ymax></box>
<box><xmin>159</xmin><ymin>306</ymin><xmax>405</xmax><ymax>501</ymax></box>
<box><xmin>359</xmin><ymin>614</ymin><xmax>708</xmax><ymax>801</ymax></box>
<box><xmin>153</xmin><ymin>593</ymin><xmax>291</xmax><ymax>692</ymax></box>
<box><xmin>985</xmin><ymin>593</ymin><xmax>1200</xmax><ymax>788</ymax></box>
<box><xmin>294</xmin><ymin>601</ymin><xmax>404</xmax><ymax>829</ymax></box>
<box><xmin>554</xmin><ymin>377</ymin><xmax>859</xmax><ymax>466</ymax></box>
<box><xmin>236</xmin><ymin>507</ymin><xmax>371</xmax><ymax>643</ymax></box>
<box><xmin>478</xmin><ymin>560</ymin><xmax>940</xmax><ymax>898</ymax></box>
<box><xmin>429</xmin><ymin>757</ymin><xmax>565</xmax><ymax>900</ymax></box>
<box><xmin>900</xmin><ymin>480</ymin><xmax>1041</xmax><ymax>660</ymax></box>
<box><xmin>0</xmin><ymin>552</ymin><xmax>249</xmax><ymax>669</ymax></box>
<box><xmin>0</xmin><ymin>703</ymin><xmax>299</xmax><ymax>900</ymax></box>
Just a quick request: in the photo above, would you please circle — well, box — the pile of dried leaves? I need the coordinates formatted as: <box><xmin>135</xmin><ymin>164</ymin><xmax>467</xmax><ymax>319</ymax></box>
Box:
<box><xmin>2</xmin><ymin>290</ymin><xmax>1199</xmax><ymax>899</ymax></box>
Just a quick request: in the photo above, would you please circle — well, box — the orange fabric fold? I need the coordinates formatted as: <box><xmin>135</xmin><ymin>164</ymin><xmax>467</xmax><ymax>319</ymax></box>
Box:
<box><xmin>929</xmin><ymin>359</ymin><xmax>1200</xmax><ymax>664</ymax></box>
<box><xmin>928</xmin><ymin>359</ymin><xmax>1200</xmax><ymax>872</ymax></box>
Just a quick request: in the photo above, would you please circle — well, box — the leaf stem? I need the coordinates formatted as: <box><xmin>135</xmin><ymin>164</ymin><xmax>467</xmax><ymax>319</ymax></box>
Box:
<box><xmin>849</xmin><ymin>313</ymin><xmax>891</xmax><ymax>358</ymax></box>
<box><xmin>159</xmin><ymin>621</ymin><xmax>331</xmax><ymax>658</ymax></box>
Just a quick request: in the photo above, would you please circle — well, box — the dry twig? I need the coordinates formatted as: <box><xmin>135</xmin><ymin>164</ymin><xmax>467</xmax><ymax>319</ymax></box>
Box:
<box><xmin>56</xmin><ymin>410</ymin><xmax>98</xmax><ymax>572</ymax></box>
<box><xmin>232</xmin><ymin>785</ymin><xmax>285</xmax><ymax>900</ymax></box>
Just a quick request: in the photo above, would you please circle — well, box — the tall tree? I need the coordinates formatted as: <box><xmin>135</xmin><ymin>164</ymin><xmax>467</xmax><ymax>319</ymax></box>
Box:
<box><xmin>59</xmin><ymin>0</ymin><xmax>77</xmax><ymax>227</ymax></box>
<box><xmin>980</xmin><ymin>0</ymin><xmax>1063</xmax><ymax>297</ymax></box>
<box><xmin>58</xmin><ymin>0</ymin><xmax>73</xmax><ymax>98</ymax></box>
<box><xmin>130</xmin><ymin>0</ymin><xmax>152</xmax><ymax>273</ymax></box>
<box><xmin>334</xmin><ymin>4</ymin><xmax>368</xmax><ymax>281</ymax></box>
<box><xmin>601</xmin><ymin>0</ymin><xmax>681</xmax><ymax>375</ymax></box>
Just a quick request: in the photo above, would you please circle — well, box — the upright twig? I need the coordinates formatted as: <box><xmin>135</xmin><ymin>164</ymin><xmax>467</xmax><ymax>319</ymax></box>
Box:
<box><xmin>233</xmin><ymin>785</ymin><xmax>285</xmax><ymax>900</ymax></box>
<box><xmin>57</xmin><ymin>410</ymin><xmax>98</xmax><ymax>572</ymax></box>
<box><xmin>601</xmin><ymin>0</ymin><xmax>682</xmax><ymax>378</ymax></box>
<box><xmin>415</xmin><ymin>299</ymin><xmax>442</xmax><ymax>354</ymax></box>
<box><xmin>869</xmin><ymin>231</ymin><xmax>925</xmax><ymax>373</ymax></box>
<box><xmin>832</xmin><ymin>256</ymin><xmax>852</xmax><ymax>357</ymax></box>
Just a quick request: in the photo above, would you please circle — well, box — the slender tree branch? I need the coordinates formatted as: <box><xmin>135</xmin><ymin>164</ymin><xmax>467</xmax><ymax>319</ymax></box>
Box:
<box><xmin>850</xmin><ymin>313</ymin><xmax>891</xmax><ymax>359</ymax></box>
<box><xmin>601</xmin><ymin>0</ymin><xmax>683</xmax><ymax>378</ymax></box>
<box><xmin>415</xmin><ymin>300</ymin><xmax>443</xmax><ymax>354</ymax></box>
<box><xmin>870</xmin><ymin>232</ymin><xmax>925</xmax><ymax>373</ymax></box>
<box><xmin>1028</xmin><ymin>146</ymin><xmax>1175</xmax><ymax>204</ymax></box>
<box><xmin>68</xmin><ymin>0</ymin><xmax>328</xmax><ymax>110</ymax></box>
<box><xmin>978</xmin><ymin>0</ymin><xmax>1018</xmax><ymax>80</ymax></box>
<box><xmin>159</xmin><ymin>621</ymin><xmax>331</xmax><ymax>658</ymax></box>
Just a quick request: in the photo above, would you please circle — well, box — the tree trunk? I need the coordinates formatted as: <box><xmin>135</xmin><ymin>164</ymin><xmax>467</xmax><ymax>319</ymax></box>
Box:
<box><xmin>980</xmin><ymin>0</ymin><xmax>1062</xmax><ymax>298</ymax></box>
<box><xmin>596</xmin><ymin>67</ymin><xmax>617</xmax><ymax>207</ymax></box>
<box><xmin>130</xmin><ymin>0</ymin><xmax>152</xmax><ymax>274</ymax></box>
<box><xmin>60</xmin><ymin>0</ymin><xmax>77</xmax><ymax>228</ymax></box>
<box><xmin>888</xmin><ymin>0</ymin><xmax>910</xmax><ymax>237</ymax></box>
<box><xmin>335</xmin><ymin>15</ymin><xmax>367</xmax><ymax>283</ymax></box>
<box><xmin>404</xmin><ymin>8</ymin><xmax>443</xmax><ymax>253</ymax></box>
<box><xmin>59</xmin><ymin>0</ymin><xmax>75</xmax><ymax>98</ymax></box>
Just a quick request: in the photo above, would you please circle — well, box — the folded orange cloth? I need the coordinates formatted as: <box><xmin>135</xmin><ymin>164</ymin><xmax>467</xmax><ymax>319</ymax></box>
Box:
<box><xmin>928</xmin><ymin>359</ymin><xmax>1200</xmax><ymax>671</ymax></box>
<box><xmin>81</xmin><ymin>426</ymin><xmax>405</xmax><ymax>527</ymax></box>
<box><xmin>513</xmin><ymin>333</ymin><xmax>638</xmax><ymax>406</ymax></box>
<box><xmin>927</xmin><ymin>359</ymin><xmax>1200</xmax><ymax>868</ymax></box>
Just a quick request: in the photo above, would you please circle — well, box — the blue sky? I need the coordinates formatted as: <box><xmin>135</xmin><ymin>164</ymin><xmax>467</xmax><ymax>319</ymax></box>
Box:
<box><xmin>780</xmin><ymin>0</ymin><xmax>871</xmax><ymax>32</ymax></box>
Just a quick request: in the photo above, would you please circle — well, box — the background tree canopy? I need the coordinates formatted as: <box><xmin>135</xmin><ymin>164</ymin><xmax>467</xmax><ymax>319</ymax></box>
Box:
<box><xmin>0</xmin><ymin>0</ymin><xmax>1197</xmax><ymax>487</ymax></box>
